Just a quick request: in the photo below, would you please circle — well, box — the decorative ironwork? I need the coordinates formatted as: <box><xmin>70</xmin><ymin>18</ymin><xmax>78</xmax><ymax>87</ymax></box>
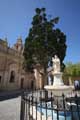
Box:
<box><xmin>20</xmin><ymin>90</ymin><xmax>80</xmax><ymax>120</ymax></box>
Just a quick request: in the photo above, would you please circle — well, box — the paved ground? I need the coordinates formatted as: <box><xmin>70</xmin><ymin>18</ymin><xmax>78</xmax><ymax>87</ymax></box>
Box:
<box><xmin>0</xmin><ymin>97</ymin><xmax>21</xmax><ymax>120</ymax></box>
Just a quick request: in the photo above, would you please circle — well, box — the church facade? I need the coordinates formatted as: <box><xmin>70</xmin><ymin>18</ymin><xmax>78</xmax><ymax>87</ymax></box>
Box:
<box><xmin>0</xmin><ymin>37</ymin><xmax>35</xmax><ymax>91</ymax></box>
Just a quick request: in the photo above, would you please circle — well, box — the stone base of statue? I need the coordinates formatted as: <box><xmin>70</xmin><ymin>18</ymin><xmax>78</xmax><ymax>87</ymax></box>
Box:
<box><xmin>53</xmin><ymin>72</ymin><xmax>64</xmax><ymax>86</ymax></box>
<box><xmin>44</xmin><ymin>71</ymin><xmax>74</xmax><ymax>97</ymax></box>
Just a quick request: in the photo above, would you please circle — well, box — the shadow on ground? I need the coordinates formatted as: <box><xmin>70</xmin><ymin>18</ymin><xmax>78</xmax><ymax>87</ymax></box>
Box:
<box><xmin>0</xmin><ymin>89</ymin><xmax>24</xmax><ymax>101</ymax></box>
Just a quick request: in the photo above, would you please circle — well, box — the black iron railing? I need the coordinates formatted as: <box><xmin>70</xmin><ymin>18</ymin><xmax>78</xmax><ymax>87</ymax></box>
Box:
<box><xmin>20</xmin><ymin>90</ymin><xmax>80</xmax><ymax>120</ymax></box>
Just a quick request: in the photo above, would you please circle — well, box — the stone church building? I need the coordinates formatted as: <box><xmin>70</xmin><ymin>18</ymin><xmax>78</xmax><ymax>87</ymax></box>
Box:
<box><xmin>0</xmin><ymin>37</ymin><xmax>36</xmax><ymax>91</ymax></box>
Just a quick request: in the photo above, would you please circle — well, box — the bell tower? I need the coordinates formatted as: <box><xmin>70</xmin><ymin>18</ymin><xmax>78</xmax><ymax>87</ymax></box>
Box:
<box><xmin>13</xmin><ymin>36</ymin><xmax>23</xmax><ymax>53</ymax></box>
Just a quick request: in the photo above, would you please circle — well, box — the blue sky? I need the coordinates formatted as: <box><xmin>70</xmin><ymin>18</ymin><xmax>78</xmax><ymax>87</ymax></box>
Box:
<box><xmin>0</xmin><ymin>0</ymin><xmax>80</xmax><ymax>63</ymax></box>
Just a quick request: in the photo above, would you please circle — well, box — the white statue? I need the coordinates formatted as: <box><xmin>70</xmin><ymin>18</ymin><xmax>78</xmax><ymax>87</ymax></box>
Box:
<box><xmin>52</xmin><ymin>55</ymin><xmax>60</xmax><ymax>73</ymax></box>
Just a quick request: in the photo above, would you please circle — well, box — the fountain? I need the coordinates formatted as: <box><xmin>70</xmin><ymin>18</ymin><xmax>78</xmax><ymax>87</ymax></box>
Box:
<box><xmin>44</xmin><ymin>55</ymin><xmax>74</xmax><ymax>96</ymax></box>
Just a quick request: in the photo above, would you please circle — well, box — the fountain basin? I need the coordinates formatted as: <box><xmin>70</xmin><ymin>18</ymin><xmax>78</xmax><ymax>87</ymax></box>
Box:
<box><xmin>44</xmin><ymin>85</ymin><xmax>74</xmax><ymax>96</ymax></box>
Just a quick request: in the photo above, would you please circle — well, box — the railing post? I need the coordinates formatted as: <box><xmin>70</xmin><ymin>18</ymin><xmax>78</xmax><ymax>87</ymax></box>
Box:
<box><xmin>40</xmin><ymin>91</ymin><xmax>42</xmax><ymax>120</ymax></box>
<box><xmin>70</xmin><ymin>101</ymin><xmax>74</xmax><ymax>120</ymax></box>
<box><xmin>35</xmin><ymin>98</ymin><xmax>37</xmax><ymax>120</ymax></box>
<box><xmin>32</xmin><ymin>91</ymin><xmax>34</xmax><ymax>120</ymax></box>
<box><xmin>20</xmin><ymin>91</ymin><xmax>25</xmax><ymax>120</ymax></box>
<box><xmin>28</xmin><ymin>97</ymin><xmax>30</xmax><ymax>120</ymax></box>
<box><xmin>75</xmin><ymin>94</ymin><xmax>80</xmax><ymax>120</ymax></box>
<box><xmin>56</xmin><ymin>99</ymin><xmax>59</xmax><ymax>120</ymax></box>
<box><xmin>51</xmin><ymin>91</ymin><xmax>53</xmax><ymax>120</ymax></box>
<box><xmin>45</xmin><ymin>90</ymin><xmax>48</xmax><ymax>120</ymax></box>
<box><xmin>62</xmin><ymin>94</ymin><xmax>66</xmax><ymax>120</ymax></box>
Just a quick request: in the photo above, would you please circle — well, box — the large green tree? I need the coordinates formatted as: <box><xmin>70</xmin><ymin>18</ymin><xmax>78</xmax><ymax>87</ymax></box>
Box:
<box><xmin>23</xmin><ymin>8</ymin><xmax>67</xmax><ymax>86</ymax></box>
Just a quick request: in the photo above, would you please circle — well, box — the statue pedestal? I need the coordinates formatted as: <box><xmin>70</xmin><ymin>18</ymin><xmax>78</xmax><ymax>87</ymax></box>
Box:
<box><xmin>53</xmin><ymin>72</ymin><xmax>64</xmax><ymax>86</ymax></box>
<box><xmin>44</xmin><ymin>72</ymin><xmax>74</xmax><ymax>97</ymax></box>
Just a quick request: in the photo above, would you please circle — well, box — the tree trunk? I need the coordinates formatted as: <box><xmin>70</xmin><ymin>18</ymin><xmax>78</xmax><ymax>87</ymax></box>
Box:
<box><xmin>41</xmin><ymin>72</ymin><xmax>48</xmax><ymax>89</ymax></box>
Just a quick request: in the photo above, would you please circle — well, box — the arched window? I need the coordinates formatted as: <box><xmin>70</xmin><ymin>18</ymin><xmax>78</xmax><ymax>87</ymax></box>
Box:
<box><xmin>9</xmin><ymin>71</ymin><xmax>15</xmax><ymax>83</ymax></box>
<box><xmin>0</xmin><ymin>76</ymin><xmax>2</xmax><ymax>83</ymax></box>
<box><xmin>20</xmin><ymin>78</ymin><xmax>24</xmax><ymax>89</ymax></box>
<box><xmin>31</xmin><ymin>80</ymin><xmax>34</xmax><ymax>89</ymax></box>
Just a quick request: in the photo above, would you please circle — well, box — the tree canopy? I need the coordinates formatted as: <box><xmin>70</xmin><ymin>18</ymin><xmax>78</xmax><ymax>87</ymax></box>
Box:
<box><xmin>64</xmin><ymin>62</ymin><xmax>80</xmax><ymax>77</ymax></box>
<box><xmin>23</xmin><ymin>8</ymin><xmax>67</xmax><ymax>74</ymax></box>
